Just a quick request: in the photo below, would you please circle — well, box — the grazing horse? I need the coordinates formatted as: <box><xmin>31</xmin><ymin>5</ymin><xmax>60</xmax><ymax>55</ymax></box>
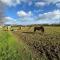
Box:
<box><xmin>34</xmin><ymin>26</ymin><xmax>44</xmax><ymax>33</ymax></box>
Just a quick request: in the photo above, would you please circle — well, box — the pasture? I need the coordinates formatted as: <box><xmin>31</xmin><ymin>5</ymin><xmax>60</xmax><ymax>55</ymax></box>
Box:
<box><xmin>0</xmin><ymin>26</ymin><xmax>60</xmax><ymax>60</ymax></box>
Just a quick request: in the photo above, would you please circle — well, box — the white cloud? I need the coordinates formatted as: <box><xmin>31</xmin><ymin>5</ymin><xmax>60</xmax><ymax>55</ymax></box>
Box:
<box><xmin>4</xmin><ymin>16</ymin><xmax>35</xmax><ymax>25</ymax></box>
<box><xmin>4</xmin><ymin>17</ymin><xmax>15</xmax><ymax>20</ymax></box>
<box><xmin>0</xmin><ymin>0</ymin><xmax>20</xmax><ymax>6</ymax></box>
<box><xmin>44</xmin><ymin>0</ymin><xmax>60</xmax><ymax>4</ymax></box>
<box><xmin>4</xmin><ymin>17</ymin><xmax>17</xmax><ymax>23</ymax></box>
<box><xmin>28</xmin><ymin>11</ymin><xmax>32</xmax><ymax>16</ymax></box>
<box><xmin>17</xmin><ymin>10</ymin><xmax>32</xmax><ymax>17</ymax></box>
<box><xmin>35</xmin><ymin>2</ymin><xmax>46</xmax><ymax>7</ymax></box>
<box><xmin>4</xmin><ymin>17</ymin><xmax>17</xmax><ymax>25</ymax></box>
<box><xmin>17</xmin><ymin>11</ymin><xmax>28</xmax><ymax>17</ymax></box>
<box><xmin>56</xmin><ymin>2</ymin><xmax>60</xmax><ymax>8</ymax></box>
<box><xmin>4</xmin><ymin>10</ymin><xmax>60</xmax><ymax>25</ymax></box>
<box><xmin>37</xmin><ymin>10</ymin><xmax>60</xmax><ymax>21</ymax></box>
<box><xmin>35</xmin><ymin>0</ymin><xmax>60</xmax><ymax>7</ymax></box>
<box><xmin>17</xmin><ymin>10</ymin><xmax>60</xmax><ymax>25</ymax></box>
<box><xmin>0</xmin><ymin>0</ymin><xmax>32</xmax><ymax>6</ymax></box>
<box><xmin>1</xmin><ymin>0</ymin><xmax>60</xmax><ymax>7</ymax></box>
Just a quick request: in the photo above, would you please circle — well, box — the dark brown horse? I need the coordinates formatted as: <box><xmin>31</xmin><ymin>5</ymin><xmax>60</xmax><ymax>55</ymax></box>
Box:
<box><xmin>34</xmin><ymin>26</ymin><xmax>44</xmax><ymax>33</ymax></box>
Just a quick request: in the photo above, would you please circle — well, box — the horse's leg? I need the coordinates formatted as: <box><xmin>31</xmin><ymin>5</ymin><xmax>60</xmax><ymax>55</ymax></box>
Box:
<box><xmin>34</xmin><ymin>28</ymin><xmax>36</xmax><ymax>32</ymax></box>
<box><xmin>43</xmin><ymin>28</ymin><xmax>44</xmax><ymax>33</ymax></box>
<box><xmin>41</xmin><ymin>28</ymin><xmax>44</xmax><ymax>33</ymax></box>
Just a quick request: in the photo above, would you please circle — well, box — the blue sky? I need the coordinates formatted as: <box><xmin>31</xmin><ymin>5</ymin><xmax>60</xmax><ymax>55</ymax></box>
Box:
<box><xmin>0</xmin><ymin>0</ymin><xmax>60</xmax><ymax>25</ymax></box>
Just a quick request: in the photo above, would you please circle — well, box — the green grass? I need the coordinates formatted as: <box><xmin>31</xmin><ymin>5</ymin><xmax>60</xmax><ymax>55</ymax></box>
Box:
<box><xmin>0</xmin><ymin>26</ymin><xmax>60</xmax><ymax>60</ymax></box>
<box><xmin>0</xmin><ymin>30</ymin><xmax>32</xmax><ymax>60</ymax></box>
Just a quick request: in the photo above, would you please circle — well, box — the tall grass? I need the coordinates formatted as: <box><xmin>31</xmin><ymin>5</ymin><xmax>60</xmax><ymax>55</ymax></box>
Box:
<box><xmin>0</xmin><ymin>30</ymin><xmax>32</xmax><ymax>60</ymax></box>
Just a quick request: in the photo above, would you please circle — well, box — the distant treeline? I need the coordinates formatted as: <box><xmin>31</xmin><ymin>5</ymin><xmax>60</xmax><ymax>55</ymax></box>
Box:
<box><xmin>25</xmin><ymin>24</ymin><xmax>60</xmax><ymax>27</ymax></box>
<box><xmin>4</xmin><ymin>24</ymin><xmax>60</xmax><ymax>27</ymax></box>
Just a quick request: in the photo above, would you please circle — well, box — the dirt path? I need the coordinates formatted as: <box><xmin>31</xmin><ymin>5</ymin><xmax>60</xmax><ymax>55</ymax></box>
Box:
<box><xmin>11</xmin><ymin>31</ymin><xmax>34</xmax><ymax>60</ymax></box>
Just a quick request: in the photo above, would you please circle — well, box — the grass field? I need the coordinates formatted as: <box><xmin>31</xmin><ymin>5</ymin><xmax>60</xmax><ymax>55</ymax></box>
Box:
<box><xmin>0</xmin><ymin>30</ymin><xmax>32</xmax><ymax>60</ymax></box>
<box><xmin>0</xmin><ymin>26</ymin><xmax>60</xmax><ymax>60</ymax></box>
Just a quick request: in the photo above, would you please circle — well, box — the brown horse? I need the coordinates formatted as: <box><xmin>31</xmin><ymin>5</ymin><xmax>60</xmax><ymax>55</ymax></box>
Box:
<box><xmin>34</xmin><ymin>26</ymin><xmax>44</xmax><ymax>33</ymax></box>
